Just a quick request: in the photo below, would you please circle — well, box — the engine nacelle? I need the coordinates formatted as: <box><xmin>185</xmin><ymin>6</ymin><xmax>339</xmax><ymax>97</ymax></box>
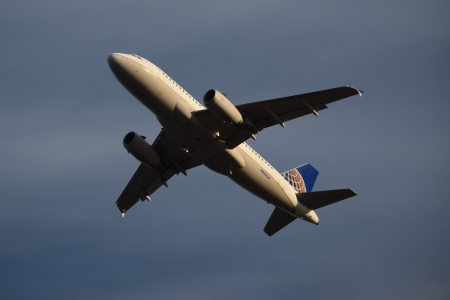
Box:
<box><xmin>203</xmin><ymin>89</ymin><xmax>244</xmax><ymax>127</ymax></box>
<box><xmin>123</xmin><ymin>132</ymin><xmax>164</xmax><ymax>171</ymax></box>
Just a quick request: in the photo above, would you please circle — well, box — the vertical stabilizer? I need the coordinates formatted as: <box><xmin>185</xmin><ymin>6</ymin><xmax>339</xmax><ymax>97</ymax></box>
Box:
<box><xmin>281</xmin><ymin>163</ymin><xmax>319</xmax><ymax>193</ymax></box>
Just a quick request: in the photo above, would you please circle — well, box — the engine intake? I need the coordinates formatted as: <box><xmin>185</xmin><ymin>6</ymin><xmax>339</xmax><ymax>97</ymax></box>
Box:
<box><xmin>123</xmin><ymin>132</ymin><xmax>164</xmax><ymax>171</ymax></box>
<box><xmin>203</xmin><ymin>89</ymin><xmax>244</xmax><ymax>127</ymax></box>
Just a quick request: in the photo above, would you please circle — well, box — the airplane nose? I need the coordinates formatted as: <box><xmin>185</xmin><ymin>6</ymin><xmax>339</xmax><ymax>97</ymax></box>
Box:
<box><xmin>107</xmin><ymin>53</ymin><xmax>123</xmax><ymax>70</ymax></box>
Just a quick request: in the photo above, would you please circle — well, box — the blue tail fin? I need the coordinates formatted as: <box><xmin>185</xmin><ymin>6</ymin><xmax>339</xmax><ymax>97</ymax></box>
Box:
<box><xmin>281</xmin><ymin>163</ymin><xmax>319</xmax><ymax>193</ymax></box>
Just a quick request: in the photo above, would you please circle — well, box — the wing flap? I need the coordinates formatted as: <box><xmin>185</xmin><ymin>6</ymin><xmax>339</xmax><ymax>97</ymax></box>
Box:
<box><xmin>297</xmin><ymin>189</ymin><xmax>357</xmax><ymax>210</ymax></box>
<box><xmin>264</xmin><ymin>207</ymin><xmax>297</xmax><ymax>236</ymax></box>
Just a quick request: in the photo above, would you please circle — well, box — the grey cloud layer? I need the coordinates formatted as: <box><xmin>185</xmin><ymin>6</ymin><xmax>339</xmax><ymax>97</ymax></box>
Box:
<box><xmin>1</xmin><ymin>0</ymin><xmax>449</xmax><ymax>299</ymax></box>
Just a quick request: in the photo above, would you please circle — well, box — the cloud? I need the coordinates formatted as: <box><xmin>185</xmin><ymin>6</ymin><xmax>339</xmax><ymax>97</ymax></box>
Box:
<box><xmin>1</xmin><ymin>1</ymin><xmax>450</xmax><ymax>299</ymax></box>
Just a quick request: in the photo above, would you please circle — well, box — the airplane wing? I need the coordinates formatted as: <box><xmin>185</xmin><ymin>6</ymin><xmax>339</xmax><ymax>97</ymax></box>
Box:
<box><xmin>236</xmin><ymin>86</ymin><xmax>362</xmax><ymax>128</ymax></box>
<box><xmin>116</xmin><ymin>129</ymin><xmax>201</xmax><ymax>215</ymax></box>
<box><xmin>195</xmin><ymin>86</ymin><xmax>362</xmax><ymax>148</ymax></box>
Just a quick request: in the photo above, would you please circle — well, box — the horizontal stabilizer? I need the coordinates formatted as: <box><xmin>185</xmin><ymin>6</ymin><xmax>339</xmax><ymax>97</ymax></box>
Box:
<box><xmin>264</xmin><ymin>207</ymin><xmax>297</xmax><ymax>236</ymax></box>
<box><xmin>297</xmin><ymin>189</ymin><xmax>357</xmax><ymax>210</ymax></box>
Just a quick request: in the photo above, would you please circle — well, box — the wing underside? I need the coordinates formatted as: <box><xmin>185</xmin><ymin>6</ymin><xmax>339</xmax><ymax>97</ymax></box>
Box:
<box><xmin>195</xmin><ymin>86</ymin><xmax>362</xmax><ymax>148</ymax></box>
<box><xmin>237</xmin><ymin>86</ymin><xmax>362</xmax><ymax>129</ymax></box>
<box><xmin>115</xmin><ymin>129</ymin><xmax>201</xmax><ymax>215</ymax></box>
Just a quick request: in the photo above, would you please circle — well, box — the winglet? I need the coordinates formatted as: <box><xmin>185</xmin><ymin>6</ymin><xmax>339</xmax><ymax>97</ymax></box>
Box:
<box><xmin>347</xmin><ymin>86</ymin><xmax>364</xmax><ymax>97</ymax></box>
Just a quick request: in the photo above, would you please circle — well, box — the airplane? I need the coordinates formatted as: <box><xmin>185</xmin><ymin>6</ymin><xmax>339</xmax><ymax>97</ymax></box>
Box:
<box><xmin>107</xmin><ymin>53</ymin><xmax>362</xmax><ymax>236</ymax></box>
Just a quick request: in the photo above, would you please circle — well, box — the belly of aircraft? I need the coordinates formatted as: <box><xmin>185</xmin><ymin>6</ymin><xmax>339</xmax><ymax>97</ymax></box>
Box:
<box><xmin>228</xmin><ymin>149</ymin><xmax>295</xmax><ymax>212</ymax></box>
<box><xmin>156</xmin><ymin>99</ymin><xmax>294</xmax><ymax>213</ymax></box>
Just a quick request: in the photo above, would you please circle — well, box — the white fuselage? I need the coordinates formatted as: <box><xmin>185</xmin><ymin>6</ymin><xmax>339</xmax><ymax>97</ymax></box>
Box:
<box><xmin>108</xmin><ymin>53</ymin><xmax>318</xmax><ymax>223</ymax></box>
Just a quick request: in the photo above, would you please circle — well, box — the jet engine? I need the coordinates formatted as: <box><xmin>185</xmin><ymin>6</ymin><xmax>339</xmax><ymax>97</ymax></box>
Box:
<box><xmin>203</xmin><ymin>89</ymin><xmax>244</xmax><ymax>127</ymax></box>
<box><xmin>123</xmin><ymin>132</ymin><xmax>164</xmax><ymax>171</ymax></box>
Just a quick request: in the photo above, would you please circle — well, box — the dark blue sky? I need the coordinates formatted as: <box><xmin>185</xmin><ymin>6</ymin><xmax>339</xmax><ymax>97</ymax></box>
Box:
<box><xmin>1</xmin><ymin>1</ymin><xmax>449</xmax><ymax>299</ymax></box>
